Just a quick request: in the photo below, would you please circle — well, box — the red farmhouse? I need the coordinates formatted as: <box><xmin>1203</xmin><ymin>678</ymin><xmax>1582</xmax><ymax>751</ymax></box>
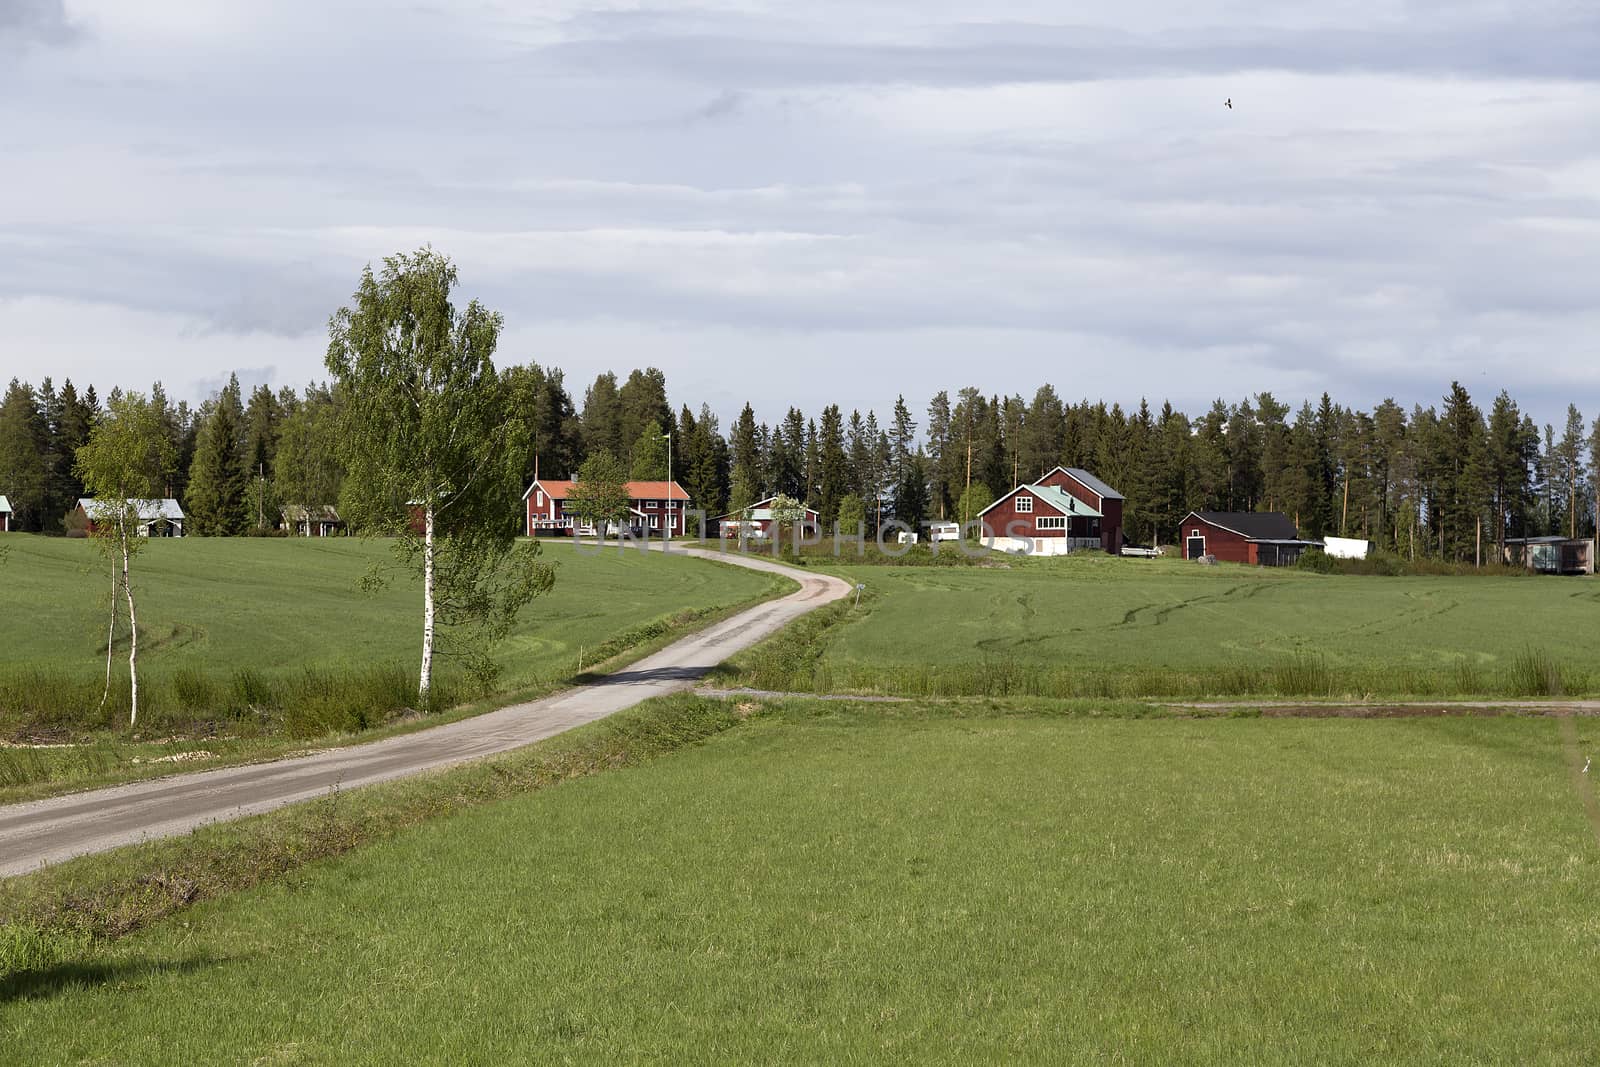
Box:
<box><xmin>977</xmin><ymin>467</ymin><xmax>1124</xmax><ymax>555</ymax></box>
<box><xmin>523</xmin><ymin>478</ymin><xmax>690</xmax><ymax>537</ymax></box>
<box><xmin>1179</xmin><ymin>511</ymin><xmax>1319</xmax><ymax>567</ymax></box>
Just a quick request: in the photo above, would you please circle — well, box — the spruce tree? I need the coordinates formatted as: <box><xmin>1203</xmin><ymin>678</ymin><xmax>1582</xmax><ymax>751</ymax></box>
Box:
<box><xmin>1556</xmin><ymin>405</ymin><xmax>1586</xmax><ymax>539</ymax></box>
<box><xmin>1020</xmin><ymin>385</ymin><xmax>1063</xmax><ymax>483</ymax></box>
<box><xmin>817</xmin><ymin>405</ymin><xmax>849</xmax><ymax>526</ymax></box>
<box><xmin>889</xmin><ymin>395</ymin><xmax>916</xmax><ymax>488</ymax></box>
<box><xmin>581</xmin><ymin>372</ymin><xmax>623</xmax><ymax>458</ymax></box>
<box><xmin>0</xmin><ymin>379</ymin><xmax>47</xmax><ymax>530</ymax></box>
<box><xmin>185</xmin><ymin>375</ymin><xmax>249</xmax><ymax>535</ymax></box>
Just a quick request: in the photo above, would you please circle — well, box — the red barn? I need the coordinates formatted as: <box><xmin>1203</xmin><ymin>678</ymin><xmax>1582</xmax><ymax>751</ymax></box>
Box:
<box><xmin>1179</xmin><ymin>511</ymin><xmax>1319</xmax><ymax>566</ymax></box>
<box><xmin>977</xmin><ymin>467</ymin><xmax>1123</xmax><ymax>555</ymax></box>
<box><xmin>523</xmin><ymin>478</ymin><xmax>690</xmax><ymax>537</ymax></box>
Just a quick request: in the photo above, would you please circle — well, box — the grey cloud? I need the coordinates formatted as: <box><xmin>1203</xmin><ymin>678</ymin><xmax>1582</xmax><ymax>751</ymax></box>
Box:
<box><xmin>693</xmin><ymin>90</ymin><xmax>747</xmax><ymax>121</ymax></box>
<box><xmin>532</xmin><ymin>18</ymin><xmax>1600</xmax><ymax>88</ymax></box>
<box><xmin>0</xmin><ymin>0</ymin><xmax>79</xmax><ymax>47</ymax></box>
<box><xmin>0</xmin><ymin>228</ymin><xmax>353</xmax><ymax>338</ymax></box>
<box><xmin>192</xmin><ymin>366</ymin><xmax>279</xmax><ymax>401</ymax></box>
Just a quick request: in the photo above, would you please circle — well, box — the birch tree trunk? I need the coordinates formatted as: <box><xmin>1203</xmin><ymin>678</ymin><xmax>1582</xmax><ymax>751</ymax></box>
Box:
<box><xmin>100</xmin><ymin>554</ymin><xmax>118</xmax><ymax>710</ymax></box>
<box><xmin>420</xmin><ymin>503</ymin><xmax>435</xmax><ymax>707</ymax></box>
<box><xmin>121</xmin><ymin>520</ymin><xmax>140</xmax><ymax>726</ymax></box>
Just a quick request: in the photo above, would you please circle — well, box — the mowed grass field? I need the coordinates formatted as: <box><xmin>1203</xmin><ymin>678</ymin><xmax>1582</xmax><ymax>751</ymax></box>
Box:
<box><xmin>6</xmin><ymin>699</ymin><xmax>1598</xmax><ymax>1063</ymax></box>
<box><xmin>0</xmin><ymin>536</ymin><xmax>781</xmax><ymax>738</ymax></box>
<box><xmin>748</xmin><ymin>554</ymin><xmax>1600</xmax><ymax>699</ymax></box>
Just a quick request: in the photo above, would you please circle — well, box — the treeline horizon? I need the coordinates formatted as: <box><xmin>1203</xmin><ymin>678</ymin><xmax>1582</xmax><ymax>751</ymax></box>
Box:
<box><xmin>1</xmin><ymin>368</ymin><xmax>1597</xmax><ymax>560</ymax></box>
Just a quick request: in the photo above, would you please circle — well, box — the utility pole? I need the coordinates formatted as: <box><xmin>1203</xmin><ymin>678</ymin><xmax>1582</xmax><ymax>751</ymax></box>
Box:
<box><xmin>258</xmin><ymin>463</ymin><xmax>265</xmax><ymax>530</ymax></box>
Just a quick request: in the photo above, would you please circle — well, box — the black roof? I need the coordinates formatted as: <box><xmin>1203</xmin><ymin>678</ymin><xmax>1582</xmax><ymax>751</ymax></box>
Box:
<box><xmin>1189</xmin><ymin>511</ymin><xmax>1301</xmax><ymax>541</ymax></box>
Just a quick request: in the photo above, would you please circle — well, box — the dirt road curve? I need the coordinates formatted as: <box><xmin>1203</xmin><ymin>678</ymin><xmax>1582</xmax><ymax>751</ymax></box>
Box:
<box><xmin>0</xmin><ymin>547</ymin><xmax>850</xmax><ymax>879</ymax></box>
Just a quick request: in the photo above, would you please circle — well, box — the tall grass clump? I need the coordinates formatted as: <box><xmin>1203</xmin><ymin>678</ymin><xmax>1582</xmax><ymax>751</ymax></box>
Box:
<box><xmin>1505</xmin><ymin>648</ymin><xmax>1564</xmax><ymax>697</ymax></box>
<box><xmin>0</xmin><ymin>669</ymin><xmax>125</xmax><ymax>736</ymax></box>
<box><xmin>0</xmin><ymin>742</ymin><xmax>122</xmax><ymax>790</ymax></box>
<box><xmin>282</xmin><ymin>664</ymin><xmax>424</xmax><ymax>738</ymax></box>
<box><xmin>230</xmin><ymin>667</ymin><xmax>275</xmax><ymax>710</ymax></box>
<box><xmin>0</xmin><ymin>923</ymin><xmax>92</xmax><ymax>983</ymax></box>
<box><xmin>1270</xmin><ymin>652</ymin><xmax>1332</xmax><ymax>696</ymax></box>
<box><xmin>1263</xmin><ymin>652</ymin><xmax>1328</xmax><ymax>696</ymax></box>
<box><xmin>170</xmin><ymin>666</ymin><xmax>218</xmax><ymax>714</ymax></box>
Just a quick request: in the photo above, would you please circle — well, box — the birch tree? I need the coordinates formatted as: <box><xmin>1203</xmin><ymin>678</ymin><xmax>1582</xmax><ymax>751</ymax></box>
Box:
<box><xmin>74</xmin><ymin>391</ymin><xmax>174</xmax><ymax>726</ymax></box>
<box><xmin>326</xmin><ymin>248</ymin><xmax>554</xmax><ymax>708</ymax></box>
<box><xmin>566</xmin><ymin>450</ymin><xmax>631</xmax><ymax>539</ymax></box>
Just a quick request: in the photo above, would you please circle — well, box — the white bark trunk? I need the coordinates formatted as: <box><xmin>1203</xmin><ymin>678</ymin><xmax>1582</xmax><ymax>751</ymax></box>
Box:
<box><xmin>121</xmin><ymin>524</ymin><xmax>139</xmax><ymax>726</ymax></box>
<box><xmin>99</xmin><ymin>555</ymin><xmax>117</xmax><ymax>710</ymax></box>
<box><xmin>420</xmin><ymin>503</ymin><xmax>435</xmax><ymax>708</ymax></box>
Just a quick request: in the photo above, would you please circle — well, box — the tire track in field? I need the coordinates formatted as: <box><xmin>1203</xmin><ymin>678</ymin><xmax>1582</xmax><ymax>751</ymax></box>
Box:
<box><xmin>1559</xmin><ymin>715</ymin><xmax>1600</xmax><ymax>850</ymax></box>
<box><xmin>1314</xmin><ymin>588</ymin><xmax>1460</xmax><ymax>642</ymax></box>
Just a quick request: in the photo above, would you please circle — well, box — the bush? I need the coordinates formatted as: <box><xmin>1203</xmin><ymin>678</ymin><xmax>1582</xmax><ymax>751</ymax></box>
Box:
<box><xmin>1294</xmin><ymin>549</ymin><xmax>1337</xmax><ymax>574</ymax></box>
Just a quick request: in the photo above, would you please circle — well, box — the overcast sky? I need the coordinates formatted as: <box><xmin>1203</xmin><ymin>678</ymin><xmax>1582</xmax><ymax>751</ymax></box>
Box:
<box><xmin>2</xmin><ymin>0</ymin><xmax>1597</xmax><ymax>429</ymax></box>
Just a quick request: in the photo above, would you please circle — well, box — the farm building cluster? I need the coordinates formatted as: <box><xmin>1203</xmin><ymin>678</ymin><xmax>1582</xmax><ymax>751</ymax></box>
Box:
<box><xmin>23</xmin><ymin>472</ymin><xmax>1595</xmax><ymax>574</ymax></box>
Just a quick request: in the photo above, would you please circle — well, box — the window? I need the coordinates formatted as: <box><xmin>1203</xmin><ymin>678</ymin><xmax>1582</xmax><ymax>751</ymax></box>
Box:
<box><xmin>536</xmin><ymin>490</ymin><xmax>544</xmax><ymax>506</ymax></box>
<box><xmin>1015</xmin><ymin>495</ymin><xmax>1033</xmax><ymax>513</ymax></box>
<box><xmin>648</xmin><ymin>514</ymin><xmax>660</xmax><ymax>529</ymax></box>
<box><xmin>1036</xmin><ymin>516</ymin><xmax>1066</xmax><ymax>530</ymax></box>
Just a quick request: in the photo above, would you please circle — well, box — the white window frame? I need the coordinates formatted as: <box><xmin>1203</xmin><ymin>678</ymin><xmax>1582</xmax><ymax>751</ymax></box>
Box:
<box><xmin>536</xmin><ymin>490</ymin><xmax>544</xmax><ymax>507</ymax></box>
<box><xmin>1036</xmin><ymin>516</ymin><xmax>1066</xmax><ymax>530</ymax></box>
<box><xmin>1015</xmin><ymin>495</ymin><xmax>1033</xmax><ymax>513</ymax></box>
<box><xmin>648</xmin><ymin>514</ymin><xmax>661</xmax><ymax>530</ymax></box>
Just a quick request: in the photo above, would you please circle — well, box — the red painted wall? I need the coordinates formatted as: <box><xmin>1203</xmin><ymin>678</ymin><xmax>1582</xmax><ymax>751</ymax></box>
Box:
<box><xmin>981</xmin><ymin>488</ymin><xmax>1069</xmax><ymax>541</ymax></box>
<box><xmin>1032</xmin><ymin>470</ymin><xmax>1123</xmax><ymax>552</ymax></box>
<box><xmin>1099</xmin><ymin>498</ymin><xmax>1124</xmax><ymax>553</ymax></box>
<box><xmin>525</xmin><ymin>486</ymin><xmax>689</xmax><ymax>537</ymax></box>
<box><xmin>1179</xmin><ymin>515</ymin><xmax>1252</xmax><ymax>564</ymax></box>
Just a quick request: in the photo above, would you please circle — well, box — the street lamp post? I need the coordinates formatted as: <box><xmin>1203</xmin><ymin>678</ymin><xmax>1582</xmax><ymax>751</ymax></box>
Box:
<box><xmin>662</xmin><ymin>431</ymin><xmax>672</xmax><ymax>542</ymax></box>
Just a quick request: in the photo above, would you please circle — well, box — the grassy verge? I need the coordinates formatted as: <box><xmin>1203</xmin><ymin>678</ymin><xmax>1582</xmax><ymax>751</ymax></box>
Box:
<box><xmin>4</xmin><ymin>699</ymin><xmax>1597</xmax><ymax>1062</ymax></box>
<box><xmin>0</xmin><ymin>575</ymin><xmax>793</xmax><ymax>804</ymax></box>
<box><xmin>0</xmin><ymin>693</ymin><xmax>755</xmax><ymax>982</ymax></box>
<box><xmin>721</xmin><ymin>639</ymin><xmax>1595</xmax><ymax>702</ymax></box>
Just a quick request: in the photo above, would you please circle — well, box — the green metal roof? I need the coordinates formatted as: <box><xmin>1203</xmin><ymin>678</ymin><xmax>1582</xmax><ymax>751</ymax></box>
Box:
<box><xmin>1028</xmin><ymin>484</ymin><xmax>1102</xmax><ymax>518</ymax></box>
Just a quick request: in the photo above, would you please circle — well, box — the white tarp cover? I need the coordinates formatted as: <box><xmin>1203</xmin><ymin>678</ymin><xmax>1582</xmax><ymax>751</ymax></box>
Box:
<box><xmin>1323</xmin><ymin>536</ymin><xmax>1371</xmax><ymax>560</ymax></box>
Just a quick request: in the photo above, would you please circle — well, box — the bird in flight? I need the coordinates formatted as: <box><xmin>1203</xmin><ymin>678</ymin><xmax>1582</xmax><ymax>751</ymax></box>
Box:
<box><xmin>1225</xmin><ymin>98</ymin><xmax>1233</xmax><ymax>109</ymax></box>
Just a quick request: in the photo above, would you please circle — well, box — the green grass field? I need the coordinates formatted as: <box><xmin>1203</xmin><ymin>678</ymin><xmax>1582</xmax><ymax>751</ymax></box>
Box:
<box><xmin>0</xmin><ymin>536</ymin><xmax>781</xmax><ymax>742</ymax></box>
<box><xmin>734</xmin><ymin>553</ymin><xmax>1599</xmax><ymax>699</ymax></box>
<box><xmin>6</xmin><ymin>698</ymin><xmax>1597</xmax><ymax>1063</ymax></box>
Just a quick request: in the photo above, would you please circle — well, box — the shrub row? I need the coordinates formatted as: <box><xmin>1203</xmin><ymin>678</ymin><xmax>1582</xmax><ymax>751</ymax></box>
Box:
<box><xmin>0</xmin><ymin>663</ymin><xmax>453</xmax><ymax>741</ymax></box>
